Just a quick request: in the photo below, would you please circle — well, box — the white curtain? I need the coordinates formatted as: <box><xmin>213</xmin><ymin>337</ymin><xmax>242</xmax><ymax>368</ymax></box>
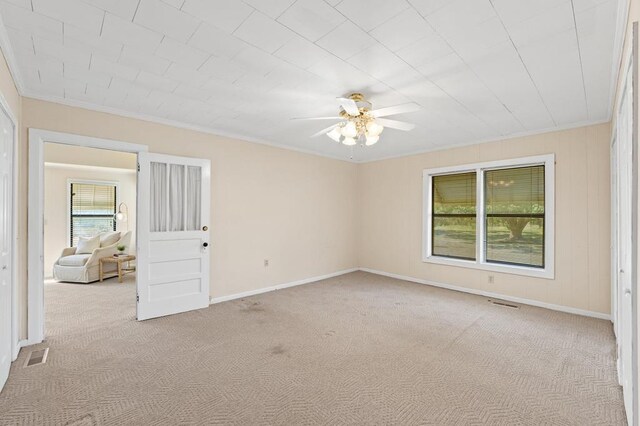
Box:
<box><xmin>186</xmin><ymin>166</ymin><xmax>201</xmax><ymax>231</ymax></box>
<box><xmin>151</xmin><ymin>162</ymin><xmax>201</xmax><ymax>232</ymax></box>
<box><xmin>168</xmin><ymin>164</ymin><xmax>185</xmax><ymax>231</ymax></box>
<box><xmin>150</xmin><ymin>162</ymin><xmax>167</xmax><ymax>232</ymax></box>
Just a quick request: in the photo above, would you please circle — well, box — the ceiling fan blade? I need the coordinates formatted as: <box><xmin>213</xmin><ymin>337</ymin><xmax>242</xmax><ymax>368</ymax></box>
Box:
<box><xmin>291</xmin><ymin>116</ymin><xmax>342</xmax><ymax>121</ymax></box>
<box><xmin>371</xmin><ymin>102</ymin><xmax>421</xmax><ymax>118</ymax></box>
<box><xmin>336</xmin><ymin>97</ymin><xmax>360</xmax><ymax>116</ymax></box>
<box><xmin>377</xmin><ymin>118</ymin><xmax>416</xmax><ymax>131</ymax></box>
<box><xmin>311</xmin><ymin>123</ymin><xmax>340</xmax><ymax>138</ymax></box>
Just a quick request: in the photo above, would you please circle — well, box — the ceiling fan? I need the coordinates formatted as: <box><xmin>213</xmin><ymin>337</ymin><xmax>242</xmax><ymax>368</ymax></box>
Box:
<box><xmin>293</xmin><ymin>93</ymin><xmax>421</xmax><ymax>146</ymax></box>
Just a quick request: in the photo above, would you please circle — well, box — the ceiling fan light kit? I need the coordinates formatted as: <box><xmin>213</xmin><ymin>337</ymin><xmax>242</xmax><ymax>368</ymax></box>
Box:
<box><xmin>327</xmin><ymin>126</ymin><xmax>342</xmax><ymax>142</ymax></box>
<box><xmin>295</xmin><ymin>93</ymin><xmax>420</xmax><ymax>151</ymax></box>
<box><xmin>366</xmin><ymin>121</ymin><xmax>384</xmax><ymax>137</ymax></box>
<box><xmin>365</xmin><ymin>135</ymin><xmax>379</xmax><ymax>146</ymax></box>
<box><xmin>342</xmin><ymin>136</ymin><xmax>357</xmax><ymax>146</ymax></box>
<box><xmin>341</xmin><ymin>121</ymin><xmax>358</xmax><ymax>138</ymax></box>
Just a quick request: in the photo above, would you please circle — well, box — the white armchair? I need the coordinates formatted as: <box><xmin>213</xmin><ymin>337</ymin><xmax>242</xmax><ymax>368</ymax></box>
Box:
<box><xmin>53</xmin><ymin>231</ymin><xmax>132</xmax><ymax>283</ymax></box>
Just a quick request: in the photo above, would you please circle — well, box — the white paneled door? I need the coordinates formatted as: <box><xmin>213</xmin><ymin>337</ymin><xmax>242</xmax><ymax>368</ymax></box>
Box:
<box><xmin>614</xmin><ymin>57</ymin><xmax>634</xmax><ymax>424</ymax></box>
<box><xmin>0</xmin><ymin>105</ymin><xmax>14</xmax><ymax>392</ymax></box>
<box><xmin>137</xmin><ymin>153</ymin><xmax>210</xmax><ymax>321</ymax></box>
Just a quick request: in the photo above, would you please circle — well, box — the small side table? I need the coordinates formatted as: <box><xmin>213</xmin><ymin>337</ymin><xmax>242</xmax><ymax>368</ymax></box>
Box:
<box><xmin>99</xmin><ymin>254</ymin><xmax>136</xmax><ymax>283</ymax></box>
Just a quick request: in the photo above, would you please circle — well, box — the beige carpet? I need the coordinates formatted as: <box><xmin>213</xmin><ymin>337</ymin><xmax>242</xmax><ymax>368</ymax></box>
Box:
<box><xmin>0</xmin><ymin>272</ymin><xmax>626</xmax><ymax>425</ymax></box>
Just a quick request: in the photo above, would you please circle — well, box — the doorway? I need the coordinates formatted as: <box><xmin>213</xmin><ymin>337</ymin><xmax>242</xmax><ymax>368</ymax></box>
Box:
<box><xmin>28</xmin><ymin>129</ymin><xmax>212</xmax><ymax>344</ymax></box>
<box><xmin>28</xmin><ymin>130</ymin><xmax>147</xmax><ymax>344</ymax></box>
<box><xmin>42</xmin><ymin>143</ymin><xmax>138</xmax><ymax>338</ymax></box>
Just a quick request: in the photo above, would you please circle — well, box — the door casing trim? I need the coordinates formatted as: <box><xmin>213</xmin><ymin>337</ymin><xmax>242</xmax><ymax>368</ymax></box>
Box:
<box><xmin>27</xmin><ymin>129</ymin><xmax>147</xmax><ymax>344</ymax></box>
<box><xmin>0</xmin><ymin>92</ymin><xmax>18</xmax><ymax>362</ymax></box>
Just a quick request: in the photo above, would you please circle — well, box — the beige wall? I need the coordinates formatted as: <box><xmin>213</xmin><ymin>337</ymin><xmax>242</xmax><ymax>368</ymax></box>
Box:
<box><xmin>0</xmin><ymin>32</ymin><xmax>617</xmax><ymax>338</ymax></box>
<box><xmin>43</xmin><ymin>158</ymin><xmax>137</xmax><ymax>277</ymax></box>
<box><xmin>358</xmin><ymin>123</ymin><xmax>612</xmax><ymax>315</ymax></box>
<box><xmin>12</xmin><ymin>93</ymin><xmax>617</xmax><ymax>335</ymax></box>
<box><xmin>18</xmin><ymin>97</ymin><xmax>359</xmax><ymax>339</ymax></box>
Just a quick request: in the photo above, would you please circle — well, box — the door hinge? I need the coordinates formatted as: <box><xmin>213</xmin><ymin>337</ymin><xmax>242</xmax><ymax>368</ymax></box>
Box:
<box><xmin>137</xmin><ymin>163</ymin><xmax>140</xmax><ymax>172</ymax></box>
<box><xmin>136</xmin><ymin>294</ymin><xmax>139</xmax><ymax>302</ymax></box>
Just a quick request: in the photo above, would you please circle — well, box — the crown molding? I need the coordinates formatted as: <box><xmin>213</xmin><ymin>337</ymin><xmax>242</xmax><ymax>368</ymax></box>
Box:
<box><xmin>354</xmin><ymin>118</ymin><xmax>611</xmax><ymax>163</ymax></box>
<box><xmin>22</xmin><ymin>90</ymin><xmax>356</xmax><ymax>164</ymax></box>
<box><xmin>0</xmin><ymin>5</ymin><xmax>623</xmax><ymax>165</ymax></box>
<box><xmin>18</xmin><ymin>91</ymin><xmax>613</xmax><ymax>166</ymax></box>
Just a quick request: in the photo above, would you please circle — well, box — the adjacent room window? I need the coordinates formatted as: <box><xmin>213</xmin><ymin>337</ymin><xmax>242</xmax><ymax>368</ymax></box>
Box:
<box><xmin>423</xmin><ymin>155</ymin><xmax>554</xmax><ymax>278</ymax></box>
<box><xmin>69</xmin><ymin>181</ymin><xmax>117</xmax><ymax>246</ymax></box>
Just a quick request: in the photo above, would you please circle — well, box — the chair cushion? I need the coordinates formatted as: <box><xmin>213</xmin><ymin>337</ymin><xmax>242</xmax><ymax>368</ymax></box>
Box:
<box><xmin>100</xmin><ymin>231</ymin><xmax>121</xmax><ymax>247</ymax></box>
<box><xmin>58</xmin><ymin>254</ymin><xmax>91</xmax><ymax>267</ymax></box>
<box><xmin>76</xmin><ymin>235</ymin><xmax>100</xmax><ymax>254</ymax></box>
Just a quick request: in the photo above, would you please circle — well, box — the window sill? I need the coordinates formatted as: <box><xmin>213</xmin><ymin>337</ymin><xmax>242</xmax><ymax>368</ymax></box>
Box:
<box><xmin>422</xmin><ymin>255</ymin><xmax>554</xmax><ymax>280</ymax></box>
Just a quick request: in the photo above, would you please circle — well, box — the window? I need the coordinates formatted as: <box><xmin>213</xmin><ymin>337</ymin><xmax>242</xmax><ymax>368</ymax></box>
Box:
<box><xmin>432</xmin><ymin>172</ymin><xmax>477</xmax><ymax>260</ymax></box>
<box><xmin>423</xmin><ymin>155</ymin><xmax>554</xmax><ymax>279</ymax></box>
<box><xmin>485</xmin><ymin>166</ymin><xmax>545</xmax><ymax>268</ymax></box>
<box><xmin>69</xmin><ymin>181</ymin><xmax>117</xmax><ymax>246</ymax></box>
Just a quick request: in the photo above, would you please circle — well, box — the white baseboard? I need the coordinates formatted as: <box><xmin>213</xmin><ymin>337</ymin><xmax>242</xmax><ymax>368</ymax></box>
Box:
<box><xmin>210</xmin><ymin>268</ymin><xmax>359</xmax><ymax>305</ymax></box>
<box><xmin>359</xmin><ymin>268</ymin><xmax>611</xmax><ymax>320</ymax></box>
<box><xmin>12</xmin><ymin>339</ymin><xmax>32</xmax><ymax>361</ymax></box>
<box><xmin>208</xmin><ymin>266</ymin><xmax>610</xmax><ymax>320</ymax></box>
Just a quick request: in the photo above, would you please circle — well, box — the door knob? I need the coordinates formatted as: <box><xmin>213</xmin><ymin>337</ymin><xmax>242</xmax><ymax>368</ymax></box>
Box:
<box><xmin>202</xmin><ymin>226</ymin><xmax>208</xmax><ymax>231</ymax></box>
<box><xmin>203</xmin><ymin>242</ymin><xmax>209</xmax><ymax>248</ymax></box>
<box><xmin>625</xmin><ymin>288</ymin><xmax>632</xmax><ymax>296</ymax></box>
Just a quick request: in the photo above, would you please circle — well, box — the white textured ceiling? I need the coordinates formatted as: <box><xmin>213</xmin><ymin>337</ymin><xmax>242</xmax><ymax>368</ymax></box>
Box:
<box><xmin>0</xmin><ymin>0</ymin><xmax>622</xmax><ymax>162</ymax></box>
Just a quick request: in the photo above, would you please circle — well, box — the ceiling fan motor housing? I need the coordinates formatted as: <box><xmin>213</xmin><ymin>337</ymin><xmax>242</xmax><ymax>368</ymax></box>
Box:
<box><xmin>336</xmin><ymin>93</ymin><xmax>376</xmax><ymax>141</ymax></box>
<box><xmin>342</xmin><ymin>92</ymin><xmax>372</xmax><ymax>115</ymax></box>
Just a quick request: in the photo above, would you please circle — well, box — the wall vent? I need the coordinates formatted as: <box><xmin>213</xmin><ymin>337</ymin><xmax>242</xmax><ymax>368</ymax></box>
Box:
<box><xmin>23</xmin><ymin>347</ymin><xmax>49</xmax><ymax>367</ymax></box>
<box><xmin>488</xmin><ymin>299</ymin><xmax>520</xmax><ymax>309</ymax></box>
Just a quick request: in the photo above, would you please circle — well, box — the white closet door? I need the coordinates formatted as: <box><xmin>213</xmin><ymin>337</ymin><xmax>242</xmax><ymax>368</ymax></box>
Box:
<box><xmin>615</xmin><ymin>58</ymin><xmax>634</xmax><ymax>424</ymax></box>
<box><xmin>137</xmin><ymin>153</ymin><xmax>210</xmax><ymax>321</ymax></box>
<box><xmin>0</xmin><ymin>106</ymin><xmax>13</xmax><ymax>391</ymax></box>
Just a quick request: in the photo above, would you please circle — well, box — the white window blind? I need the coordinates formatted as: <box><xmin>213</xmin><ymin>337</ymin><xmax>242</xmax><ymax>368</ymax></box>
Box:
<box><xmin>484</xmin><ymin>166</ymin><xmax>545</xmax><ymax>268</ymax></box>
<box><xmin>70</xmin><ymin>182</ymin><xmax>117</xmax><ymax>246</ymax></box>
<box><xmin>432</xmin><ymin>172</ymin><xmax>477</xmax><ymax>260</ymax></box>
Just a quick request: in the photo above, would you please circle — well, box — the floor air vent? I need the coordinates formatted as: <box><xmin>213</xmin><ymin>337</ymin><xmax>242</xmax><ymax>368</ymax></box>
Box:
<box><xmin>24</xmin><ymin>347</ymin><xmax>49</xmax><ymax>367</ymax></box>
<box><xmin>488</xmin><ymin>299</ymin><xmax>520</xmax><ymax>309</ymax></box>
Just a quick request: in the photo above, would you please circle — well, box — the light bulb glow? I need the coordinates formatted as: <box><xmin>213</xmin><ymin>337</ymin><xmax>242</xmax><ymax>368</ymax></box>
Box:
<box><xmin>341</xmin><ymin>121</ymin><xmax>357</xmax><ymax>138</ymax></box>
<box><xmin>327</xmin><ymin>126</ymin><xmax>342</xmax><ymax>142</ymax></box>
<box><xmin>114</xmin><ymin>212</ymin><xmax>127</xmax><ymax>221</ymax></box>
<box><xmin>366</xmin><ymin>120</ymin><xmax>384</xmax><ymax>136</ymax></box>
<box><xmin>365</xmin><ymin>135</ymin><xmax>379</xmax><ymax>146</ymax></box>
<box><xmin>342</xmin><ymin>136</ymin><xmax>356</xmax><ymax>146</ymax></box>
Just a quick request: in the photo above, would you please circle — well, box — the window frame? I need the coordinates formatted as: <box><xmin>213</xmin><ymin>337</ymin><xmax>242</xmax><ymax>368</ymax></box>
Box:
<box><xmin>423</xmin><ymin>154</ymin><xmax>555</xmax><ymax>279</ymax></box>
<box><xmin>67</xmin><ymin>179</ymin><xmax>120</xmax><ymax>247</ymax></box>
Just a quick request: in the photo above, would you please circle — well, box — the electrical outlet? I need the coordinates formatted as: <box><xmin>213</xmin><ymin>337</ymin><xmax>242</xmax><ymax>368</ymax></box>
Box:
<box><xmin>264</xmin><ymin>259</ymin><xmax>269</xmax><ymax>267</ymax></box>
<box><xmin>488</xmin><ymin>275</ymin><xmax>494</xmax><ymax>284</ymax></box>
